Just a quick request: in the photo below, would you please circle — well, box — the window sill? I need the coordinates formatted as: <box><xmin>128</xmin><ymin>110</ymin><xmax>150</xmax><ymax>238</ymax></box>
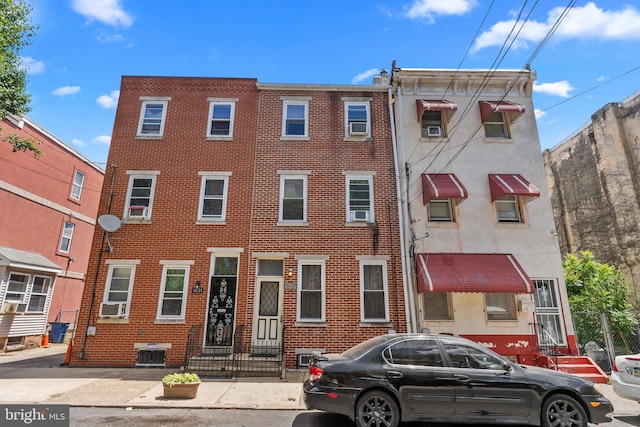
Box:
<box><xmin>154</xmin><ymin>318</ymin><xmax>186</xmax><ymax>324</ymax></box>
<box><xmin>97</xmin><ymin>317</ymin><xmax>130</xmax><ymax>324</ymax></box>
<box><xmin>484</xmin><ymin>137</ymin><xmax>513</xmax><ymax>143</ymax></box>
<box><xmin>196</xmin><ymin>220</ymin><xmax>226</xmax><ymax>225</ymax></box>
<box><xmin>427</xmin><ymin>220</ymin><xmax>458</xmax><ymax>226</ymax></box>
<box><xmin>345</xmin><ymin>221</ymin><xmax>377</xmax><ymax>227</ymax></box>
<box><xmin>280</xmin><ymin>136</ymin><xmax>310</xmax><ymax>142</ymax></box>
<box><xmin>294</xmin><ymin>321</ymin><xmax>327</xmax><ymax>327</ymax></box>
<box><xmin>277</xmin><ymin>221</ymin><xmax>309</xmax><ymax>227</ymax></box>
<box><xmin>124</xmin><ymin>218</ymin><xmax>152</xmax><ymax>224</ymax></box>
<box><xmin>359</xmin><ymin>321</ymin><xmax>392</xmax><ymax>327</ymax></box>
<box><xmin>205</xmin><ymin>136</ymin><xmax>233</xmax><ymax>141</ymax></box>
<box><xmin>496</xmin><ymin>222</ymin><xmax>527</xmax><ymax>229</ymax></box>
<box><xmin>135</xmin><ymin>135</ymin><xmax>164</xmax><ymax>140</ymax></box>
<box><xmin>343</xmin><ymin>136</ymin><xmax>372</xmax><ymax>142</ymax></box>
<box><xmin>67</xmin><ymin>197</ymin><xmax>81</xmax><ymax>205</ymax></box>
<box><xmin>420</xmin><ymin>137</ymin><xmax>450</xmax><ymax>143</ymax></box>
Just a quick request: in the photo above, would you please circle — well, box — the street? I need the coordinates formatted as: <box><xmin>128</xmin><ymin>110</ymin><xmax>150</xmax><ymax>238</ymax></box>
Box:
<box><xmin>69</xmin><ymin>407</ymin><xmax>638</xmax><ymax>427</ymax></box>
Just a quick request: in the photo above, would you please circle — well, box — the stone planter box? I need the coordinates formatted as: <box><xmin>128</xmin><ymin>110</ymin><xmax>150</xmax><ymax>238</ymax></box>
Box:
<box><xmin>162</xmin><ymin>381</ymin><xmax>200</xmax><ymax>399</ymax></box>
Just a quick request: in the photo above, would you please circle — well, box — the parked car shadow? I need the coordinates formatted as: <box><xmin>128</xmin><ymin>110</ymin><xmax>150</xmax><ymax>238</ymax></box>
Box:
<box><xmin>292</xmin><ymin>412</ymin><xmax>530</xmax><ymax>427</ymax></box>
<box><xmin>615</xmin><ymin>415</ymin><xmax>640</xmax><ymax>426</ymax></box>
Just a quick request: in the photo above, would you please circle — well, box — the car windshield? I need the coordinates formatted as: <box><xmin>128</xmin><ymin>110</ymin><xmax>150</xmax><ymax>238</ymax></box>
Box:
<box><xmin>341</xmin><ymin>335</ymin><xmax>394</xmax><ymax>359</ymax></box>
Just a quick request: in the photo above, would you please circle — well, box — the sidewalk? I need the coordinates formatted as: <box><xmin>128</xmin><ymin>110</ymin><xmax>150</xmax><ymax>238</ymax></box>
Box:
<box><xmin>1</xmin><ymin>344</ymin><xmax>639</xmax><ymax>417</ymax></box>
<box><xmin>0</xmin><ymin>345</ymin><xmax>306</xmax><ymax>410</ymax></box>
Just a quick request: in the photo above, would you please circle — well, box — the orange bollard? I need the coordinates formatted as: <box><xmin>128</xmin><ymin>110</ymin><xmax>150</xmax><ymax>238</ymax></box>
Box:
<box><xmin>62</xmin><ymin>340</ymin><xmax>73</xmax><ymax>365</ymax></box>
<box><xmin>41</xmin><ymin>332</ymin><xmax>50</xmax><ymax>348</ymax></box>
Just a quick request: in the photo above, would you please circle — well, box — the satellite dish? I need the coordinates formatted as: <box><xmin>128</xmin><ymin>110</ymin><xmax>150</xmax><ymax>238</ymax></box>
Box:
<box><xmin>98</xmin><ymin>214</ymin><xmax>122</xmax><ymax>233</ymax></box>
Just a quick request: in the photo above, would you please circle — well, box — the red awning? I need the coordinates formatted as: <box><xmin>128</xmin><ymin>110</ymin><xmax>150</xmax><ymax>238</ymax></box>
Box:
<box><xmin>488</xmin><ymin>174</ymin><xmax>540</xmax><ymax>202</ymax></box>
<box><xmin>422</xmin><ymin>174</ymin><xmax>468</xmax><ymax>205</ymax></box>
<box><xmin>416</xmin><ymin>100</ymin><xmax>458</xmax><ymax>121</ymax></box>
<box><xmin>479</xmin><ymin>101</ymin><xmax>525</xmax><ymax>122</ymax></box>
<box><xmin>416</xmin><ymin>253</ymin><xmax>534</xmax><ymax>294</ymax></box>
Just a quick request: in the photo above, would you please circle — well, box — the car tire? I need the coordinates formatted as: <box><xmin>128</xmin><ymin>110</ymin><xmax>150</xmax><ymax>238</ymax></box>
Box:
<box><xmin>355</xmin><ymin>390</ymin><xmax>400</xmax><ymax>427</ymax></box>
<box><xmin>541</xmin><ymin>393</ymin><xmax>587</xmax><ymax>427</ymax></box>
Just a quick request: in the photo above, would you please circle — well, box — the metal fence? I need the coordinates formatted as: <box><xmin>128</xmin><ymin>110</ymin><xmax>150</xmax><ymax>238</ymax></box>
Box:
<box><xmin>182</xmin><ymin>324</ymin><xmax>284</xmax><ymax>379</ymax></box>
<box><xmin>571</xmin><ymin>311</ymin><xmax>640</xmax><ymax>374</ymax></box>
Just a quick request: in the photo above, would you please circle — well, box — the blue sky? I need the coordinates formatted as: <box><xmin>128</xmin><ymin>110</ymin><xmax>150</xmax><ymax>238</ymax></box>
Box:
<box><xmin>20</xmin><ymin>0</ymin><xmax>640</xmax><ymax>168</ymax></box>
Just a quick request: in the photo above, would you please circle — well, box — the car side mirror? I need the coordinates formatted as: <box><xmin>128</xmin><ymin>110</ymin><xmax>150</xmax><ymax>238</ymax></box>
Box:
<box><xmin>502</xmin><ymin>360</ymin><xmax>513</xmax><ymax>372</ymax></box>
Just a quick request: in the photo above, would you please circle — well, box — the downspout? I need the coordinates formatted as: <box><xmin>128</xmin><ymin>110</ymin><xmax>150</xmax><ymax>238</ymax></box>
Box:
<box><xmin>388</xmin><ymin>80</ymin><xmax>417</xmax><ymax>333</ymax></box>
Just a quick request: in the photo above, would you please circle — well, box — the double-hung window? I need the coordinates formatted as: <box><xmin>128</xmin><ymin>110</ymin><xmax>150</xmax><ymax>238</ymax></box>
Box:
<box><xmin>282</xmin><ymin>99</ymin><xmax>309</xmax><ymax>138</ymax></box>
<box><xmin>70</xmin><ymin>170</ymin><xmax>85</xmax><ymax>201</ymax></box>
<box><xmin>484</xmin><ymin>111</ymin><xmax>509</xmax><ymax>138</ymax></box>
<box><xmin>346</xmin><ymin>175</ymin><xmax>374</xmax><ymax>223</ymax></box>
<box><xmin>101</xmin><ymin>261</ymin><xmax>139</xmax><ymax>319</ymax></box>
<box><xmin>198</xmin><ymin>173</ymin><xmax>230</xmax><ymax>222</ymax></box>
<box><xmin>279</xmin><ymin>174</ymin><xmax>307</xmax><ymax>222</ymax></box>
<box><xmin>360</xmin><ymin>260</ymin><xmax>389</xmax><ymax>322</ymax></box>
<box><xmin>421</xmin><ymin>111</ymin><xmax>445</xmax><ymax>138</ymax></box>
<box><xmin>124</xmin><ymin>171</ymin><xmax>159</xmax><ymax>220</ymax></box>
<box><xmin>5</xmin><ymin>273</ymin><xmax>29</xmax><ymax>302</ymax></box>
<box><xmin>485</xmin><ymin>293</ymin><xmax>517</xmax><ymax>320</ymax></box>
<box><xmin>207</xmin><ymin>99</ymin><xmax>236</xmax><ymax>137</ymax></box>
<box><xmin>423</xmin><ymin>292</ymin><xmax>453</xmax><ymax>320</ymax></box>
<box><xmin>428</xmin><ymin>200</ymin><xmax>453</xmax><ymax>222</ymax></box>
<box><xmin>27</xmin><ymin>276</ymin><xmax>51</xmax><ymax>312</ymax></box>
<box><xmin>59</xmin><ymin>221</ymin><xmax>75</xmax><ymax>253</ymax></box>
<box><xmin>137</xmin><ymin>98</ymin><xmax>169</xmax><ymax>137</ymax></box>
<box><xmin>297</xmin><ymin>261</ymin><xmax>325</xmax><ymax>322</ymax></box>
<box><xmin>344</xmin><ymin>99</ymin><xmax>371</xmax><ymax>138</ymax></box>
<box><xmin>157</xmin><ymin>262</ymin><xmax>192</xmax><ymax>320</ymax></box>
<box><xmin>496</xmin><ymin>196</ymin><xmax>521</xmax><ymax>223</ymax></box>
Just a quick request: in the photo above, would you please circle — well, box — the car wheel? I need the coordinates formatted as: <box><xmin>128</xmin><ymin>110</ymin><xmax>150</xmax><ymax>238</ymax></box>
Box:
<box><xmin>541</xmin><ymin>393</ymin><xmax>587</xmax><ymax>427</ymax></box>
<box><xmin>355</xmin><ymin>390</ymin><xmax>399</xmax><ymax>427</ymax></box>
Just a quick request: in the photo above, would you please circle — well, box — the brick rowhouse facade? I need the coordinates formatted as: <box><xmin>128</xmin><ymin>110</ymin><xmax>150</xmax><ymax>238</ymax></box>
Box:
<box><xmin>1</xmin><ymin>115</ymin><xmax>103</xmax><ymax>351</ymax></box>
<box><xmin>70</xmin><ymin>73</ymin><xmax>406</xmax><ymax>369</ymax></box>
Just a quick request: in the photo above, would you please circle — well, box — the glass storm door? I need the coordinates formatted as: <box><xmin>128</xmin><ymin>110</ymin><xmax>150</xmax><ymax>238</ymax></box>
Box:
<box><xmin>206</xmin><ymin>277</ymin><xmax>237</xmax><ymax>347</ymax></box>
<box><xmin>254</xmin><ymin>280</ymin><xmax>282</xmax><ymax>348</ymax></box>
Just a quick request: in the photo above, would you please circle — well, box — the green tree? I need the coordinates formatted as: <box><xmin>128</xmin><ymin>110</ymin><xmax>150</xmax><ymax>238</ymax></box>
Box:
<box><xmin>564</xmin><ymin>250</ymin><xmax>637</xmax><ymax>351</ymax></box>
<box><xmin>0</xmin><ymin>0</ymin><xmax>42</xmax><ymax>157</ymax></box>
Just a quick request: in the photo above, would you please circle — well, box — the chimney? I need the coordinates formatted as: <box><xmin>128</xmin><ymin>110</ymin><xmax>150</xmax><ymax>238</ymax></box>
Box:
<box><xmin>373</xmin><ymin>69</ymin><xmax>390</xmax><ymax>86</ymax></box>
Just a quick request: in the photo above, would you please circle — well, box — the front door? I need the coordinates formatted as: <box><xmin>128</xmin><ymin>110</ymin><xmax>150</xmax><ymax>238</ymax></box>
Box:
<box><xmin>206</xmin><ymin>277</ymin><xmax>237</xmax><ymax>347</ymax></box>
<box><xmin>253</xmin><ymin>279</ymin><xmax>283</xmax><ymax>351</ymax></box>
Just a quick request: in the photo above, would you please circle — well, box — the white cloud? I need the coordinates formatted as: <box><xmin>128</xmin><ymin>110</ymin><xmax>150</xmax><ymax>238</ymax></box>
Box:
<box><xmin>352</xmin><ymin>68</ymin><xmax>380</xmax><ymax>84</ymax></box>
<box><xmin>21</xmin><ymin>56</ymin><xmax>45</xmax><ymax>75</ymax></box>
<box><xmin>403</xmin><ymin>0</ymin><xmax>477</xmax><ymax>21</ymax></box>
<box><xmin>71</xmin><ymin>138</ymin><xmax>86</xmax><ymax>147</ymax></box>
<box><xmin>534</xmin><ymin>109</ymin><xmax>547</xmax><ymax>119</ymax></box>
<box><xmin>93</xmin><ymin>135</ymin><xmax>111</xmax><ymax>146</ymax></box>
<box><xmin>533</xmin><ymin>81</ymin><xmax>574</xmax><ymax>98</ymax></box>
<box><xmin>473</xmin><ymin>2</ymin><xmax>640</xmax><ymax>51</ymax></box>
<box><xmin>52</xmin><ymin>86</ymin><xmax>81</xmax><ymax>96</ymax></box>
<box><xmin>96</xmin><ymin>90</ymin><xmax>120</xmax><ymax>108</ymax></box>
<box><xmin>71</xmin><ymin>0</ymin><xmax>133</xmax><ymax>28</ymax></box>
<box><xmin>597</xmin><ymin>75</ymin><xmax>608</xmax><ymax>82</ymax></box>
<box><xmin>96</xmin><ymin>32</ymin><xmax>126</xmax><ymax>44</ymax></box>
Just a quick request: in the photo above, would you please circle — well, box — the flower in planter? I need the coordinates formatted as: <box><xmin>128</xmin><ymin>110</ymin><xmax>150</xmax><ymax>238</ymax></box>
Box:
<box><xmin>162</xmin><ymin>372</ymin><xmax>200</xmax><ymax>387</ymax></box>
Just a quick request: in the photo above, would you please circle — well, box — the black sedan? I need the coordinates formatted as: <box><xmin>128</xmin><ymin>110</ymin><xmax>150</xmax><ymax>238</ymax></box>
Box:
<box><xmin>303</xmin><ymin>334</ymin><xmax>612</xmax><ymax>427</ymax></box>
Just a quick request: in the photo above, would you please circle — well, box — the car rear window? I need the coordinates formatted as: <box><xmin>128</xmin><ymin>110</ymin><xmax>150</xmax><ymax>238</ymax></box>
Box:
<box><xmin>341</xmin><ymin>335</ymin><xmax>392</xmax><ymax>359</ymax></box>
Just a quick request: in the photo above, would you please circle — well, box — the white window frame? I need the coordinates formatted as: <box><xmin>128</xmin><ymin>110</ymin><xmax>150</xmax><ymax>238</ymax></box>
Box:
<box><xmin>428</xmin><ymin>199</ymin><xmax>454</xmax><ymax>222</ymax></box>
<box><xmin>102</xmin><ymin>261</ymin><xmax>139</xmax><ymax>319</ymax></box>
<box><xmin>344</xmin><ymin>100</ymin><xmax>371</xmax><ymax>138</ymax></box>
<box><xmin>197</xmin><ymin>172</ymin><xmax>230</xmax><ymax>222</ymax></box>
<box><xmin>26</xmin><ymin>276</ymin><xmax>51</xmax><ymax>313</ymax></box>
<box><xmin>70</xmin><ymin>170</ymin><xmax>85</xmax><ymax>201</ymax></box>
<box><xmin>533</xmin><ymin>278</ymin><xmax>567</xmax><ymax>346</ymax></box>
<box><xmin>484</xmin><ymin>111</ymin><xmax>511</xmax><ymax>139</ymax></box>
<box><xmin>345</xmin><ymin>175</ymin><xmax>374</xmax><ymax>223</ymax></box>
<box><xmin>485</xmin><ymin>293</ymin><xmax>517</xmax><ymax>321</ymax></box>
<box><xmin>496</xmin><ymin>196</ymin><xmax>522</xmax><ymax>223</ymax></box>
<box><xmin>124</xmin><ymin>171</ymin><xmax>159</xmax><ymax>221</ymax></box>
<box><xmin>421</xmin><ymin>110</ymin><xmax>445</xmax><ymax>138</ymax></box>
<box><xmin>359</xmin><ymin>260</ymin><xmax>389</xmax><ymax>322</ymax></box>
<box><xmin>156</xmin><ymin>261</ymin><xmax>192</xmax><ymax>320</ymax></box>
<box><xmin>282</xmin><ymin>100</ymin><xmax>309</xmax><ymax>138</ymax></box>
<box><xmin>4</xmin><ymin>272</ymin><xmax>30</xmax><ymax>302</ymax></box>
<box><xmin>59</xmin><ymin>221</ymin><xmax>75</xmax><ymax>253</ymax></box>
<box><xmin>279</xmin><ymin>174</ymin><xmax>308</xmax><ymax>222</ymax></box>
<box><xmin>296</xmin><ymin>260</ymin><xmax>326</xmax><ymax>322</ymax></box>
<box><xmin>206</xmin><ymin>99</ymin><xmax>237</xmax><ymax>138</ymax></box>
<box><xmin>137</xmin><ymin>98</ymin><xmax>169</xmax><ymax>137</ymax></box>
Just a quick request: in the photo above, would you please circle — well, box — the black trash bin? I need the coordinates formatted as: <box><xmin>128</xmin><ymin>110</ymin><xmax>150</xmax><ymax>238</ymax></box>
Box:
<box><xmin>49</xmin><ymin>322</ymin><xmax>69</xmax><ymax>343</ymax></box>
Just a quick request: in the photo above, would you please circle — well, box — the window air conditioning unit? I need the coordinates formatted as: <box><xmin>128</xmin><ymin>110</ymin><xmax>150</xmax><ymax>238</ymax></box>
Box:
<box><xmin>2</xmin><ymin>302</ymin><xmax>18</xmax><ymax>313</ymax></box>
<box><xmin>351</xmin><ymin>210</ymin><xmax>370</xmax><ymax>222</ymax></box>
<box><xmin>427</xmin><ymin>126</ymin><xmax>442</xmax><ymax>137</ymax></box>
<box><xmin>349</xmin><ymin>122</ymin><xmax>367</xmax><ymax>136</ymax></box>
<box><xmin>100</xmin><ymin>302</ymin><xmax>127</xmax><ymax>318</ymax></box>
<box><xmin>128</xmin><ymin>205</ymin><xmax>149</xmax><ymax>219</ymax></box>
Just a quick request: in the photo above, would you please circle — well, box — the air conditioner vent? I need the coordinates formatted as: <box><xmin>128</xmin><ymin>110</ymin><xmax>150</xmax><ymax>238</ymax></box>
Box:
<box><xmin>427</xmin><ymin>126</ymin><xmax>442</xmax><ymax>137</ymax></box>
<box><xmin>349</xmin><ymin>122</ymin><xmax>367</xmax><ymax>136</ymax></box>
<box><xmin>128</xmin><ymin>206</ymin><xmax>149</xmax><ymax>219</ymax></box>
<box><xmin>351</xmin><ymin>210</ymin><xmax>370</xmax><ymax>222</ymax></box>
<box><xmin>100</xmin><ymin>302</ymin><xmax>127</xmax><ymax>318</ymax></box>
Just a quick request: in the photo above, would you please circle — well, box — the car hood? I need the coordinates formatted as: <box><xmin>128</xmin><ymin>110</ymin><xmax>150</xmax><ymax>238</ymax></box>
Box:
<box><xmin>517</xmin><ymin>364</ymin><xmax>599</xmax><ymax>392</ymax></box>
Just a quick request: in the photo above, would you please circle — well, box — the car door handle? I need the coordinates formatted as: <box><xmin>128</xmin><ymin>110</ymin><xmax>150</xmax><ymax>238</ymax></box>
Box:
<box><xmin>387</xmin><ymin>371</ymin><xmax>403</xmax><ymax>379</ymax></box>
<box><xmin>454</xmin><ymin>374</ymin><xmax>470</xmax><ymax>382</ymax></box>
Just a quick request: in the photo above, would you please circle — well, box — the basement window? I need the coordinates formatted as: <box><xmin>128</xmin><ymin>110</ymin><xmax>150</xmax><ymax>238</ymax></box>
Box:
<box><xmin>136</xmin><ymin>350</ymin><xmax>166</xmax><ymax>366</ymax></box>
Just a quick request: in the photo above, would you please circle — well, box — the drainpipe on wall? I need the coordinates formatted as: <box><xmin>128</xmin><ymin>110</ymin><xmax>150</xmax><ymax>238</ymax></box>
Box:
<box><xmin>388</xmin><ymin>78</ymin><xmax>417</xmax><ymax>333</ymax></box>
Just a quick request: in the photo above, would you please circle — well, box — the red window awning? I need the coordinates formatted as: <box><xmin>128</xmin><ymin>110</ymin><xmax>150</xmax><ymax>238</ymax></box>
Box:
<box><xmin>422</xmin><ymin>174</ymin><xmax>468</xmax><ymax>205</ymax></box>
<box><xmin>416</xmin><ymin>253</ymin><xmax>534</xmax><ymax>294</ymax></box>
<box><xmin>479</xmin><ymin>101</ymin><xmax>525</xmax><ymax>122</ymax></box>
<box><xmin>488</xmin><ymin>174</ymin><xmax>540</xmax><ymax>202</ymax></box>
<box><xmin>416</xmin><ymin>99</ymin><xmax>458</xmax><ymax>122</ymax></box>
